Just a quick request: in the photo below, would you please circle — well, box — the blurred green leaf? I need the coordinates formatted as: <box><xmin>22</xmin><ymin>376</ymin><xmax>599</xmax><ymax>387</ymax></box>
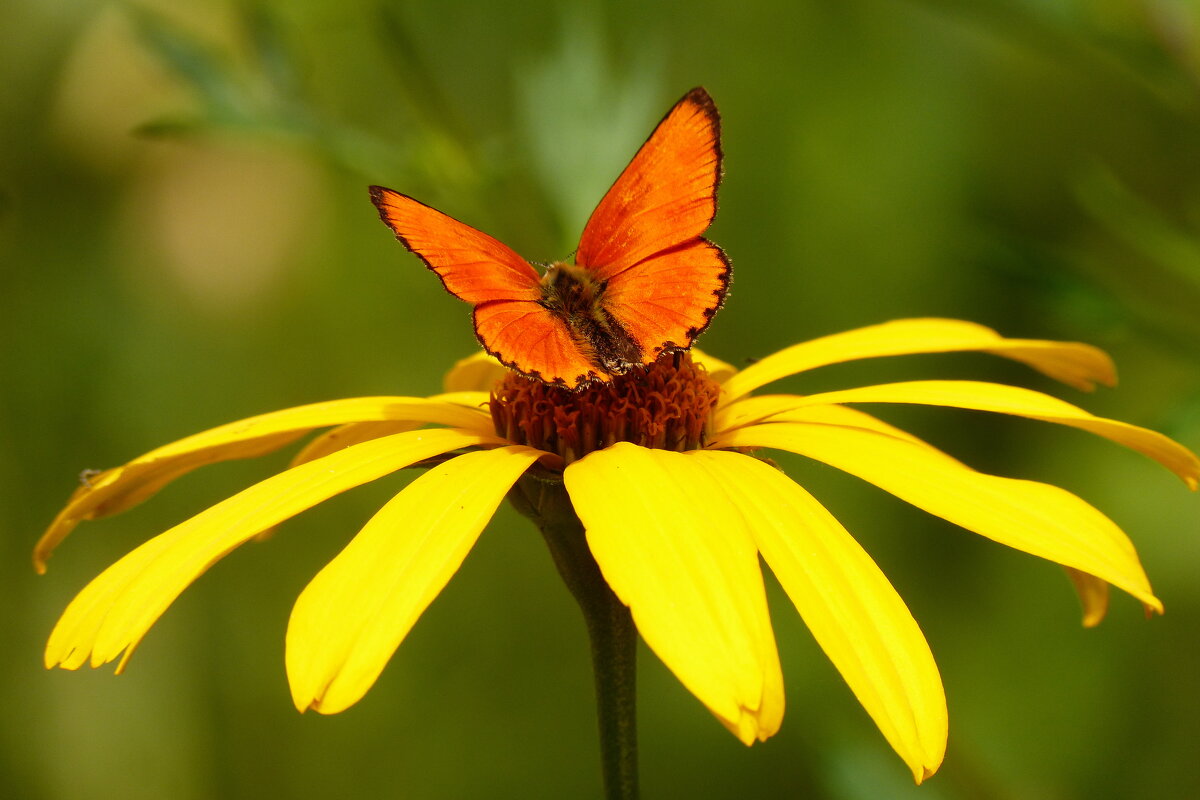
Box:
<box><xmin>243</xmin><ymin>4</ymin><xmax>303</xmax><ymax>104</ymax></box>
<box><xmin>515</xmin><ymin>6</ymin><xmax>663</xmax><ymax>248</ymax></box>
<box><xmin>377</xmin><ymin>4</ymin><xmax>472</xmax><ymax>151</ymax></box>
<box><xmin>1076</xmin><ymin>165</ymin><xmax>1200</xmax><ymax>289</ymax></box>
<box><xmin>132</xmin><ymin>114</ymin><xmax>208</xmax><ymax>138</ymax></box>
<box><xmin>125</xmin><ymin>3</ymin><xmax>247</xmax><ymax>123</ymax></box>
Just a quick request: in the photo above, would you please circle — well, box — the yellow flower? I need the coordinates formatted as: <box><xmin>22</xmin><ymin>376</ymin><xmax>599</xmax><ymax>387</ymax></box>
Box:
<box><xmin>37</xmin><ymin>318</ymin><xmax>1198</xmax><ymax>784</ymax></box>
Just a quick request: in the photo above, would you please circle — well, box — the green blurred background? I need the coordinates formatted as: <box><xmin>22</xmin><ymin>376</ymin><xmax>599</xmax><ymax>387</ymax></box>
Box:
<box><xmin>3</xmin><ymin>0</ymin><xmax>1199</xmax><ymax>797</ymax></box>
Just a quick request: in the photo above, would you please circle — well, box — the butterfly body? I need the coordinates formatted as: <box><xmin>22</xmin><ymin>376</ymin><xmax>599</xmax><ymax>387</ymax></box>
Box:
<box><xmin>537</xmin><ymin>261</ymin><xmax>644</xmax><ymax>375</ymax></box>
<box><xmin>371</xmin><ymin>87</ymin><xmax>729</xmax><ymax>390</ymax></box>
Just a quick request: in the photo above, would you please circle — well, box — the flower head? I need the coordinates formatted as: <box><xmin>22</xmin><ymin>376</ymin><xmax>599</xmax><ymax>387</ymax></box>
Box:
<box><xmin>38</xmin><ymin>317</ymin><xmax>1198</xmax><ymax>783</ymax></box>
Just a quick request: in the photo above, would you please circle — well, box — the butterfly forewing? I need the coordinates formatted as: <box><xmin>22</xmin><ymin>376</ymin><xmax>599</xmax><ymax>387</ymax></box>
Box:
<box><xmin>574</xmin><ymin>88</ymin><xmax>729</xmax><ymax>360</ymax></box>
<box><xmin>370</xmin><ymin>187</ymin><xmax>541</xmax><ymax>303</ymax></box>
<box><xmin>576</xmin><ymin>88</ymin><xmax>723</xmax><ymax>280</ymax></box>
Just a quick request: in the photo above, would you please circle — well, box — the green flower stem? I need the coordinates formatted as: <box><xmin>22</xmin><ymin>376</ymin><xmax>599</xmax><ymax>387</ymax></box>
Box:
<box><xmin>511</xmin><ymin>472</ymin><xmax>639</xmax><ymax>800</ymax></box>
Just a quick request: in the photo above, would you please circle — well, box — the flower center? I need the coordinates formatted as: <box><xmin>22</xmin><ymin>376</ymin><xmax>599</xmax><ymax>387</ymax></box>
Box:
<box><xmin>490</xmin><ymin>351</ymin><xmax>722</xmax><ymax>465</ymax></box>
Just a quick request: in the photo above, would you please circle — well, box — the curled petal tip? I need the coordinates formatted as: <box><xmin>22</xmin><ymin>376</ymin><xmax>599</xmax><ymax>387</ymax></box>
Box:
<box><xmin>723</xmin><ymin>708</ymin><xmax>772</xmax><ymax>747</ymax></box>
<box><xmin>909</xmin><ymin>740</ymin><xmax>946</xmax><ymax>784</ymax></box>
<box><xmin>33</xmin><ymin>519</ymin><xmax>76</xmax><ymax>573</ymax></box>
<box><xmin>718</xmin><ymin>694</ymin><xmax>783</xmax><ymax>746</ymax></box>
<box><xmin>289</xmin><ymin>687</ymin><xmax>316</xmax><ymax>714</ymax></box>
<box><xmin>914</xmin><ymin>763</ymin><xmax>940</xmax><ymax>785</ymax></box>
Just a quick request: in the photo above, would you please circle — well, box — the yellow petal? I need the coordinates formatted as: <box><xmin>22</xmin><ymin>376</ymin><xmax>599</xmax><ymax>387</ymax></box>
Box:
<box><xmin>289</xmin><ymin>393</ymin><xmax>492</xmax><ymax>468</ymax></box>
<box><xmin>719</xmin><ymin>400</ymin><xmax>934</xmax><ymax>447</ymax></box>
<box><xmin>693</xmin><ymin>450</ymin><xmax>946</xmax><ymax>783</ymax></box>
<box><xmin>291</xmin><ymin>422</ymin><xmax>421</xmax><ymax>466</ymax></box>
<box><xmin>714</xmin><ymin>394</ymin><xmax>809</xmax><ymax>432</ymax></box>
<box><xmin>1065</xmin><ymin>567</ymin><xmax>1111</xmax><ymax>627</ymax></box>
<box><xmin>287</xmin><ymin>445</ymin><xmax>542</xmax><ymax>714</ymax></box>
<box><xmin>43</xmin><ymin>534</ymin><xmax>165</xmax><ymax>670</ymax></box>
<box><xmin>690</xmin><ymin>347</ymin><xmax>738</xmax><ymax>384</ymax></box>
<box><xmin>35</xmin><ymin>396</ymin><xmax>494</xmax><ymax>571</ymax></box>
<box><xmin>715</xmin><ymin>422</ymin><xmax>1161</xmax><ymax>612</ymax></box>
<box><xmin>564</xmin><ymin>443</ymin><xmax>785</xmax><ymax>744</ymax></box>
<box><xmin>258</xmin><ymin>420</ymin><xmax>437</xmax><ymax>545</ymax></box>
<box><xmin>781</xmin><ymin>381</ymin><xmax>1199</xmax><ymax>489</ymax></box>
<box><xmin>718</xmin><ymin>395</ymin><xmax>987</xmax><ymax>446</ymax></box>
<box><xmin>718</xmin><ymin>319</ymin><xmax>1116</xmax><ymax>405</ymax></box>
<box><xmin>428</xmin><ymin>390</ymin><xmax>493</xmax><ymax>410</ymax></box>
<box><xmin>45</xmin><ymin>428</ymin><xmax>500</xmax><ymax>673</ymax></box>
<box><xmin>443</xmin><ymin>351</ymin><xmax>511</xmax><ymax>392</ymax></box>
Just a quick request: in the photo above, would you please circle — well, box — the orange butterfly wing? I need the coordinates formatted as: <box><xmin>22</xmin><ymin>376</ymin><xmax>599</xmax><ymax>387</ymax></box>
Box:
<box><xmin>472</xmin><ymin>302</ymin><xmax>601</xmax><ymax>387</ymax></box>
<box><xmin>576</xmin><ymin>87</ymin><xmax>730</xmax><ymax>359</ymax></box>
<box><xmin>370</xmin><ymin>186</ymin><xmax>539</xmax><ymax>303</ymax></box>
<box><xmin>598</xmin><ymin>239</ymin><xmax>729</xmax><ymax>358</ymax></box>
<box><xmin>369</xmin><ymin>186</ymin><xmax>600</xmax><ymax>387</ymax></box>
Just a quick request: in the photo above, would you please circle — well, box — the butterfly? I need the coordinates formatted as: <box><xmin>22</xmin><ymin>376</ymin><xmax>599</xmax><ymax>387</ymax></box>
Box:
<box><xmin>369</xmin><ymin>87</ymin><xmax>730</xmax><ymax>390</ymax></box>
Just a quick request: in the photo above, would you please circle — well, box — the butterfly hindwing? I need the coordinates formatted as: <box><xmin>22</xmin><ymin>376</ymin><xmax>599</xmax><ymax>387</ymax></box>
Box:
<box><xmin>598</xmin><ymin>239</ymin><xmax>731</xmax><ymax>359</ymax></box>
<box><xmin>473</xmin><ymin>301</ymin><xmax>601</xmax><ymax>388</ymax></box>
